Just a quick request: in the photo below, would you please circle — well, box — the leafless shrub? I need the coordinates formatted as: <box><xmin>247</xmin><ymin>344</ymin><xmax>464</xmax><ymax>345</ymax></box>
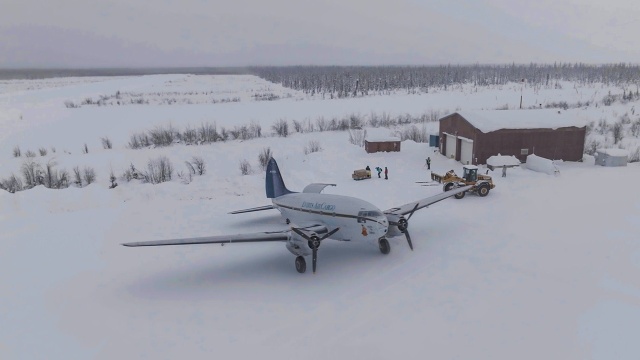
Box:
<box><xmin>1</xmin><ymin>174</ymin><xmax>23</xmax><ymax>193</ymax></box>
<box><xmin>629</xmin><ymin>146</ymin><xmax>640</xmax><ymax>162</ymax></box>
<box><xmin>397</xmin><ymin>125</ymin><xmax>428</xmax><ymax>142</ymax></box>
<box><xmin>292</xmin><ymin>119</ymin><xmax>304</xmax><ymax>133</ymax></box>
<box><xmin>545</xmin><ymin>101</ymin><xmax>569</xmax><ymax>110</ymax></box>
<box><xmin>149</xmin><ymin>125</ymin><xmax>177</xmax><ymax>147</ymax></box>
<box><xmin>177</xmin><ymin>170</ymin><xmax>192</xmax><ymax>184</ymax></box>
<box><xmin>180</xmin><ymin>126</ymin><xmax>197</xmax><ymax>145</ymax></box>
<box><xmin>596</xmin><ymin>119</ymin><xmax>609</xmax><ymax>135</ymax></box>
<box><xmin>496</xmin><ymin>103</ymin><xmax>510</xmax><ymax>110</ymax></box>
<box><xmin>219</xmin><ymin>127</ymin><xmax>230</xmax><ymax>141</ymax></box>
<box><xmin>239</xmin><ymin>159</ymin><xmax>253</xmax><ymax>175</ymax></box>
<box><xmin>83</xmin><ymin>167</ymin><xmax>96</xmax><ymax>185</ymax></box>
<box><xmin>348</xmin><ymin>129</ymin><xmax>367</xmax><ymax>147</ymax></box>
<box><xmin>584</xmin><ymin>138</ymin><xmax>602</xmax><ymax>155</ymax></box>
<box><xmin>21</xmin><ymin>159</ymin><xmax>42</xmax><ymax>188</ymax></box>
<box><xmin>272</xmin><ymin>119</ymin><xmax>289</xmax><ymax>137</ymax></box>
<box><xmin>73</xmin><ymin>166</ymin><xmax>83</xmax><ymax>187</ymax></box>
<box><xmin>631</xmin><ymin>120</ymin><xmax>640</xmax><ymax>137</ymax></box>
<box><xmin>101</xmin><ymin>137</ymin><xmax>113</xmax><ymax>149</ymax></box>
<box><xmin>612</xmin><ymin>121</ymin><xmax>624</xmax><ymax>144</ymax></box>
<box><xmin>316</xmin><ymin>117</ymin><xmax>328</xmax><ymax>132</ymax></box>
<box><xmin>304</xmin><ymin>140</ymin><xmax>322</xmax><ymax>155</ymax></box>
<box><xmin>109</xmin><ymin>168</ymin><xmax>118</xmax><ymax>189</ymax></box>
<box><xmin>198</xmin><ymin>122</ymin><xmax>219</xmax><ymax>143</ymax></box>
<box><xmin>82</xmin><ymin>143</ymin><xmax>89</xmax><ymax>154</ymax></box>
<box><xmin>13</xmin><ymin>146</ymin><xmax>21</xmax><ymax>158</ymax></box>
<box><xmin>42</xmin><ymin>160</ymin><xmax>57</xmax><ymax>188</ymax></box>
<box><xmin>258</xmin><ymin>147</ymin><xmax>273</xmax><ymax>170</ymax></box>
<box><xmin>50</xmin><ymin>147</ymin><xmax>56</xmax><ymax>153</ymax></box>
<box><xmin>143</xmin><ymin>157</ymin><xmax>173</xmax><ymax>184</ymax></box>
<box><xmin>128</xmin><ymin>132</ymin><xmax>151</xmax><ymax>149</ymax></box>
<box><xmin>186</xmin><ymin>156</ymin><xmax>205</xmax><ymax>175</ymax></box>
<box><xmin>349</xmin><ymin>114</ymin><xmax>364</xmax><ymax>129</ymax></box>
<box><xmin>379</xmin><ymin>112</ymin><xmax>396</xmax><ymax>128</ymax></box>
<box><xmin>25</xmin><ymin>150</ymin><xmax>36</xmax><ymax>158</ymax></box>
<box><xmin>64</xmin><ymin>100</ymin><xmax>79</xmax><ymax>108</ymax></box>
<box><xmin>38</xmin><ymin>147</ymin><xmax>48</xmax><ymax>156</ymax></box>
<box><xmin>121</xmin><ymin>164</ymin><xmax>139</xmax><ymax>182</ymax></box>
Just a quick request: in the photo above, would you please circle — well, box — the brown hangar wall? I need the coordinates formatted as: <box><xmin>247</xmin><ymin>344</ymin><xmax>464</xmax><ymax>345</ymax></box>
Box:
<box><xmin>439</xmin><ymin>113</ymin><xmax>586</xmax><ymax>164</ymax></box>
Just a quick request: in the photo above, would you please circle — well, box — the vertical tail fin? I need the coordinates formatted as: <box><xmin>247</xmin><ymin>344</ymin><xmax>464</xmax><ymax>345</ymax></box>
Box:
<box><xmin>266</xmin><ymin>158</ymin><xmax>294</xmax><ymax>198</ymax></box>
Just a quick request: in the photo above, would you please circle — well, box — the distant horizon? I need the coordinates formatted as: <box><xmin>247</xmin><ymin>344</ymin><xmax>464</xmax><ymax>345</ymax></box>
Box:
<box><xmin>2</xmin><ymin>62</ymin><xmax>640</xmax><ymax>80</ymax></box>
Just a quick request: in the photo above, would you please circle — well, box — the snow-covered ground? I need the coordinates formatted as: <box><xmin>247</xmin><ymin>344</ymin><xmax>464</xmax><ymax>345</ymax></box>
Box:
<box><xmin>1</xmin><ymin>74</ymin><xmax>639</xmax><ymax>359</ymax></box>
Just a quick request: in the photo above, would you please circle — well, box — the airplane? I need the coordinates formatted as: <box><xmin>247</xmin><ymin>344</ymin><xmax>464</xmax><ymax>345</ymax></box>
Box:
<box><xmin>123</xmin><ymin>158</ymin><xmax>470</xmax><ymax>274</ymax></box>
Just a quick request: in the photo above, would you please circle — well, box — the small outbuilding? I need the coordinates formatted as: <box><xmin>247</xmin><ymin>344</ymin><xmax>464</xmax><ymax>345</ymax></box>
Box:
<box><xmin>438</xmin><ymin>110</ymin><xmax>586</xmax><ymax>165</ymax></box>
<box><xmin>595</xmin><ymin>148</ymin><xmax>628</xmax><ymax>167</ymax></box>
<box><xmin>364</xmin><ymin>129</ymin><xmax>401</xmax><ymax>153</ymax></box>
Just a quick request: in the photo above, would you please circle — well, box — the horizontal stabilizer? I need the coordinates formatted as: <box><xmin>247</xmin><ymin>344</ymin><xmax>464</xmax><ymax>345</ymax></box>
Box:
<box><xmin>228</xmin><ymin>205</ymin><xmax>274</xmax><ymax>214</ymax></box>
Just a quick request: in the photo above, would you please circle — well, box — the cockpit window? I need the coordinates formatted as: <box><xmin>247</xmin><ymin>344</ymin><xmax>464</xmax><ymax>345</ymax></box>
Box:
<box><xmin>357</xmin><ymin>210</ymin><xmax>382</xmax><ymax>222</ymax></box>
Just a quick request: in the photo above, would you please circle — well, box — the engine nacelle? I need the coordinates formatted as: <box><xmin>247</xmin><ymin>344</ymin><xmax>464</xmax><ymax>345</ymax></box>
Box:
<box><xmin>285</xmin><ymin>231</ymin><xmax>314</xmax><ymax>256</ymax></box>
<box><xmin>385</xmin><ymin>214</ymin><xmax>404</xmax><ymax>237</ymax></box>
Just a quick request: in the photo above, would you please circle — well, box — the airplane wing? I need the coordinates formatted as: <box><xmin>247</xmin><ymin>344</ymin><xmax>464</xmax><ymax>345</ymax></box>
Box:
<box><xmin>228</xmin><ymin>205</ymin><xmax>274</xmax><ymax>214</ymax></box>
<box><xmin>122</xmin><ymin>231</ymin><xmax>289</xmax><ymax>247</ymax></box>
<box><xmin>384</xmin><ymin>185</ymin><xmax>472</xmax><ymax>216</ymax></box>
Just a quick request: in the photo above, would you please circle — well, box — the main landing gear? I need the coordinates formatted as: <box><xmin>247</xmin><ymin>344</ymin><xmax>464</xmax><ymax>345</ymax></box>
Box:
<box><xmin>378</xmin><ymin>237</ymin><xmax>390</xmax><ymax>255</ymax></box>
<box><xmin>295</xmin><ymin>256</ymin><xmax>306</xmax><ymax>273</ymax></box>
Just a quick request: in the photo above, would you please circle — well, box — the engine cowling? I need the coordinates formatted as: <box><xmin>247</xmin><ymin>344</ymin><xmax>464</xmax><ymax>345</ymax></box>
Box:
<box><xmin>285</xmin><ymin>231</ymin><xmax>315</xmax><ymax>256</ymax></box>
<box><xmin>385</xmin><ymin>214</ymin><xmax>405</xmax><ymax>237</ymax></box>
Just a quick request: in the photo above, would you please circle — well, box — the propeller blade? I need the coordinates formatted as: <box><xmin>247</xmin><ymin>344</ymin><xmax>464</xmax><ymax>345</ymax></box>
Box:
<box><xmin>291</xmin><ymin>227</ymin><xmax>311</xmax><ymax>241</ymax></box>
<box><xmin>312</xmin><ymin>246</ymin><xmax>318</xmax><ymax>274</ymax></box>
<box><xmin>319</xmin><ymin>227</ymin><xmax>340</xmax><ymax>241</ymax></box>
<box><xmin>406</xmin><ymin>203</ymin><xmax>420</xmax><ymax>221</ymax></box>
<box><xmin>405</xmin><ymin>229</ymin><xmax>414</xmax><ymax>251</ymax></box>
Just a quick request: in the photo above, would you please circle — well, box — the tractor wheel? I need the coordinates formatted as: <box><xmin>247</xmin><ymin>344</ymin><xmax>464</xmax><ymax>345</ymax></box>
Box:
<box><xmin>454</xmin><ymin>190</ymin><xmax>466</xmax><ymax>199</ymax></box>
<box><xmin>378</xmin><ymin>238</ymin><xmax>391</xmax><ymax>255</ymax></box>
<box><xmin>444</xmin><ymin>182</ymin><xmax>455</xmax><ymax>192</ymax></box>
<box><xmin>478</xmin><ymin>185</ymin><xmax>490</xmax><ymax>197</ymax></box>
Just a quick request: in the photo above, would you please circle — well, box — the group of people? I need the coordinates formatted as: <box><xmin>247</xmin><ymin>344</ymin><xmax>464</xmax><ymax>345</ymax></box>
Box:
<box><xmin>365</xmin><ymin>165</ymin><xmax>388</xmax><ymax>179</ymax></box>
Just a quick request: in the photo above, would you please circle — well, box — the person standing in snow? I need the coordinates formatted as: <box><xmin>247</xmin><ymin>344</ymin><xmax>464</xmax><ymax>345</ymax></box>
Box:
<box><xmin>426</xmin><ymin>157</ymin><xmax>431</xmax><ymax>170</ymax></box>
<box><xmin>384</xmin><ymin>166</ymin><xmax>388</xmax><ymax>180</ymax></box>
<box><xmin>376</xmin><ymin>167</ymin><xmax>382</xmax><ymax>178</ymax></box>
<box><xmin>502</xmin><ymin>165</ymin><xmax>507</xmax><ymax>177</ymax></box>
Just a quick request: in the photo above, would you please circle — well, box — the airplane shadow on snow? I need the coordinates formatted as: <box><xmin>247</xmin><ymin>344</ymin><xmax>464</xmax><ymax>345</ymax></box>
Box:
<box><xmin>123</xmin><ymin>238</ymin><xmax>404</xmax><ymax>299</ymax></box>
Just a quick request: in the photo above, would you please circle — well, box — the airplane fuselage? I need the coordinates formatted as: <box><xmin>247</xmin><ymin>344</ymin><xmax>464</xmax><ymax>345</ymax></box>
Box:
<box><xmin>272</xmin><ymin>193</ymin><xmax>389</xmax><ymax>242</ymax></box>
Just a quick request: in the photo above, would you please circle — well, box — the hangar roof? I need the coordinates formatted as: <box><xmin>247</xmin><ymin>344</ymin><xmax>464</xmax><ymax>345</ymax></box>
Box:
<box><xmin>451</xmin><ymin>109</ymin><xmax>585</xmax><ymax>133</ymax></box>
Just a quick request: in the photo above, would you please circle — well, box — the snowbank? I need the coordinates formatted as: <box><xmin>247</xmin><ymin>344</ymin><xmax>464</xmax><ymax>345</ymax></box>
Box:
<box><xmin>525</xmin><ymin>154</ymin><xmax>559</xmax><ymax>175</ymax></box>
<box><xmin>487</xmin><ymin>154</ymin><xmax>521</xmax><ymax>167</ymax></box>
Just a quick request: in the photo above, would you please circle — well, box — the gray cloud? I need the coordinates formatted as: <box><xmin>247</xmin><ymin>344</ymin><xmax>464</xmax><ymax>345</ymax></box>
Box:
<box><xmin>0</xmin><ymin>0</ymin><xmax>637</xmax><ymax>67</ymax></box>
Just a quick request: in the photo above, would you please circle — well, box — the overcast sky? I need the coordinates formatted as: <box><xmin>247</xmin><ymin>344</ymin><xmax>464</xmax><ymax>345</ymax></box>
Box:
<box><xmin>1</xmin><ymin>0</ymin><xmax>639</xmax><ymax>68</ymax></box>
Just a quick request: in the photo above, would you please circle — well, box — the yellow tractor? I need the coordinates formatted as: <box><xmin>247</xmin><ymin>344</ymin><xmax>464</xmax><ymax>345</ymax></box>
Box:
<box><xmin>430</xmin><ymin>165</ymin><xmax>495</xmax><ymax>198</ymax></box>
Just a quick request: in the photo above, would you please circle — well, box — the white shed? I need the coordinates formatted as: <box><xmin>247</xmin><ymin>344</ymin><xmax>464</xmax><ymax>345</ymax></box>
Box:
<box><xmin>595</xmin><ymin>148</ymin><xmax>628</xmax><ymax>167</ymax></box>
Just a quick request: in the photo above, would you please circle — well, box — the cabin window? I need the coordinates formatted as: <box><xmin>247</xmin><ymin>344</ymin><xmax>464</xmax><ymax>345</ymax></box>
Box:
<box><xmin>521</xmin><ymin>148</ymin><xmax>529</xmax><ymax>155</ymax></box>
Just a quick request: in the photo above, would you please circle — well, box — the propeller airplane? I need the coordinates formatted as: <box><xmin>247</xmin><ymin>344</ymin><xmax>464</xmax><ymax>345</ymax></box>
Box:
<box><xmin>123</xmin><ymin>158</ymin><xmax>470</xmax><ymax>274</ymax></box>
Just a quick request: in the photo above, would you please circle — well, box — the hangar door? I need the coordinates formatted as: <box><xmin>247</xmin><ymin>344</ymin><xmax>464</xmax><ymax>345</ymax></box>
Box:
<box><xmin>460</xmin><ymin>139</ymin><xmax>473</xmax><ymax>165</ymax></box>
<box><xmin>445</xmin><ymin>134</ymin><xmax>457</xmax><ymax>159</ymax></box>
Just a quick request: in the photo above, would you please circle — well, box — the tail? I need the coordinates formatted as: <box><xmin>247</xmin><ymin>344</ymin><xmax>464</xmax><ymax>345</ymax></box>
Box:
<box><xmin>266</xmin><ymin>158</ymin><xmax>294</xmax><ymax>198</ymax></box>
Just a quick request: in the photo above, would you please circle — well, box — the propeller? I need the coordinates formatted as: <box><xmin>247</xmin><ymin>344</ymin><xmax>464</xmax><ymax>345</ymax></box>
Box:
<box><xmin>291</xmin><ymin>227</ymin><xmax>340</xmax><ymax>273</ymax></box>
<box><xmin>388</xmin><ymin>203</ymin><xmax>419</xmax><ymax>251</ymax></box>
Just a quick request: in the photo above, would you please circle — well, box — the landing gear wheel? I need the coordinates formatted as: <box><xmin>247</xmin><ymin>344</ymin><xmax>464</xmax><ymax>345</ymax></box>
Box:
<box><xmin>378</xmin><ymin>238</ymin><xmax>391</xmax><ymax>255</ymax></box>
<box><xmin>478</xmin><ymin>185</ymin><xmax>490</xmax><ymax>197</ymax></box>
<box><xmin>295</xmin><ymin>256</ymin><xmax>306</xmax><ymax>273</ymax></box>
<box><xmin>444</xmin><ymin>182</ymin><xmax>454</xmax><ymax>192</ymax></box>
<box><xmin>454</xmin><ymin>190</ymin><xmax>466</xmax><ymax>199</ymax></box>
